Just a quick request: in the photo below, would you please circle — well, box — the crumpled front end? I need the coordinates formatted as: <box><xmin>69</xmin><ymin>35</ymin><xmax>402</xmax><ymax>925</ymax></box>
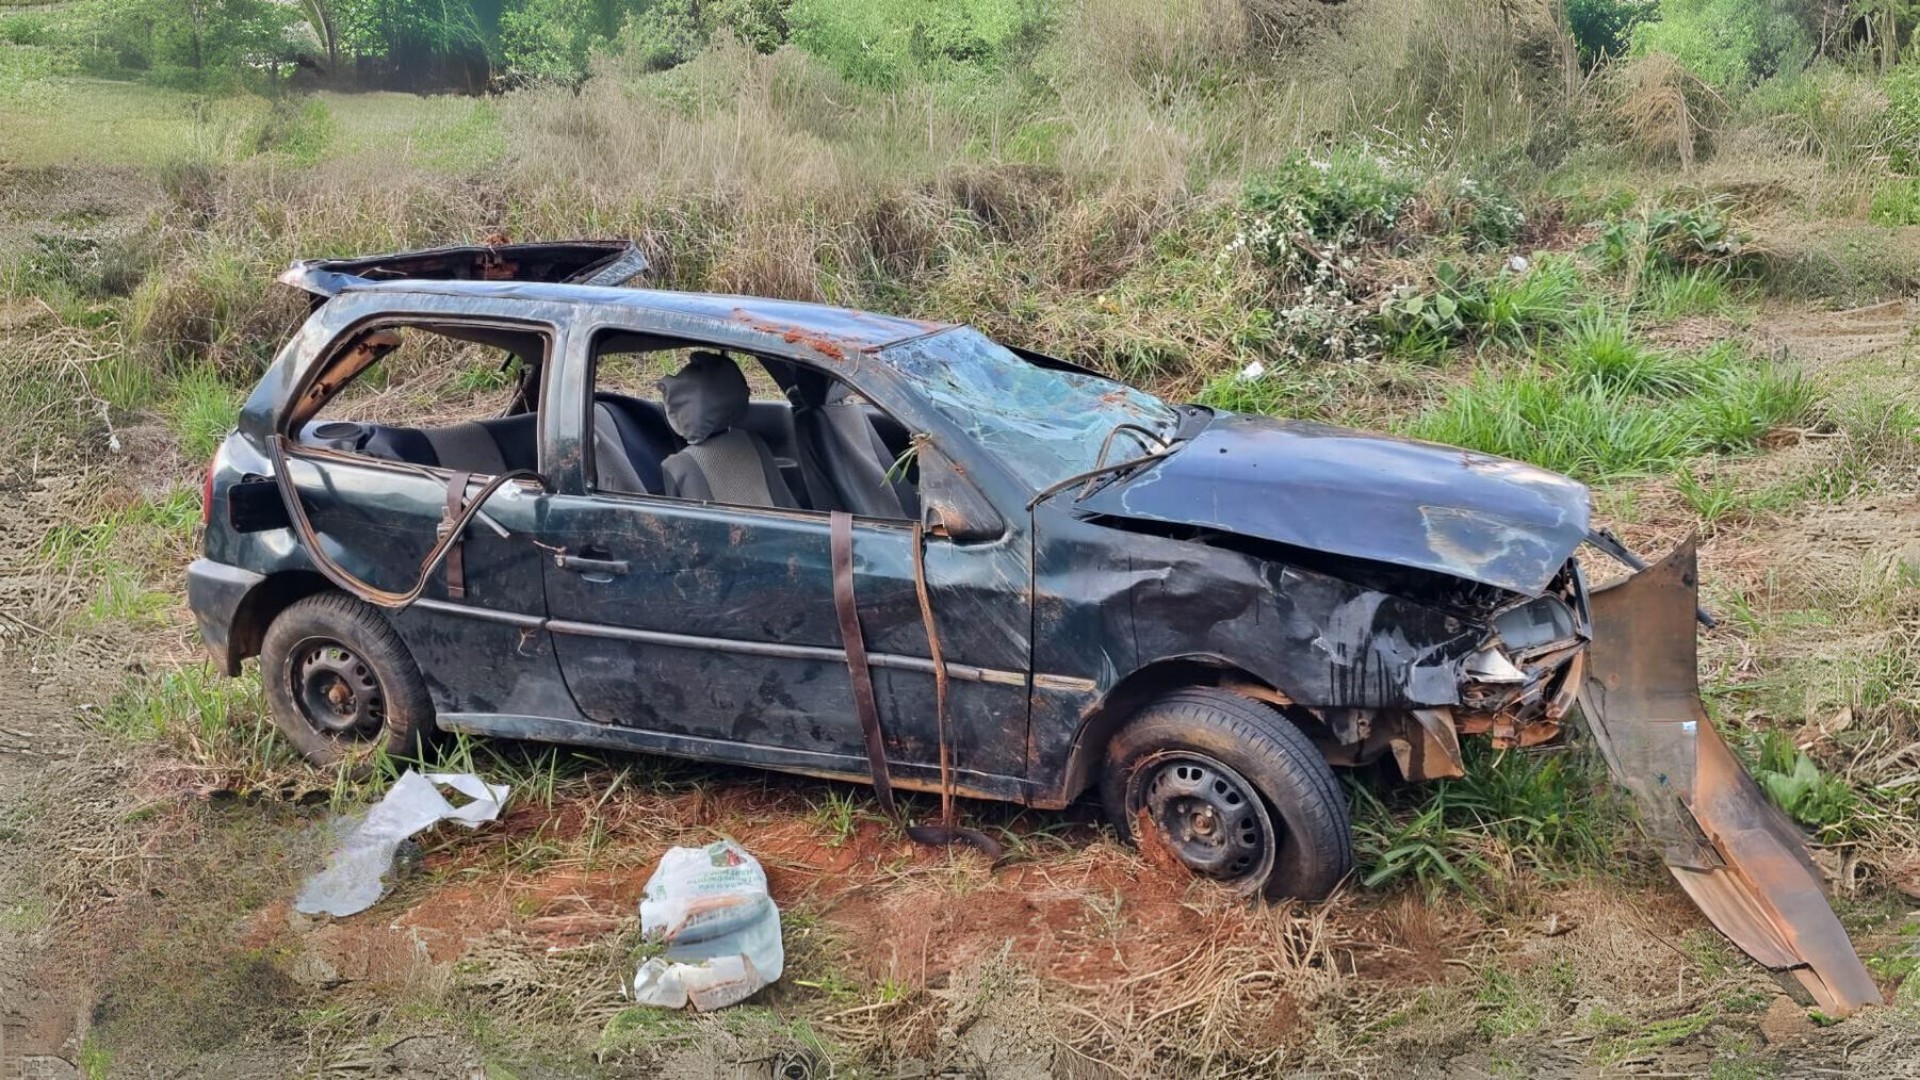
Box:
<box><xmin>1453</xmin><ymin>562</ymin><xmax>1591</xmax><ymax>750</ymax></box>
<box><xmin>1578</xmin><ymin>539</ymin><xmax>1881</xmax><ymax>1017</ymax></box>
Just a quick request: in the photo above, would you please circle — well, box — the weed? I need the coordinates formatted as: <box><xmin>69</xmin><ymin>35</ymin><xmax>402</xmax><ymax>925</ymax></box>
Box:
<box><xmin>165</xmin><ymin>369</ymin><xmax>243</xmax><ymax>460</ymax></box>
<box><xmin>1407</xmin><ymin>336</ymin><xmax>1814</xmax><ymax>482</ymax></box>
<box><xmin>1593</xmin><ymin>199</ymin><xmax>1745</xmax><ymax>277</ymax></box>
<box><xmin>1869</xmin><ymin>178</ymin><xmax>1920</xmax><ymax>226</ymax></box>
<box><xmin>1350</xmin><ymin>742</ymin><xmax>1621</xmax><ymax>897</ymax></box>
<box><xmin>1597</xmin><ymin>1006</ymin><xmax>1714</xmax><ymax>1060</ymax></box>
<box><xmin>1751</xmin><ymin>731</ymin><xmax>1860</xmax><ymax>839</ymax></box>
<box><xmin>1474</xmin><ymin>967</ymin><xmax>1550</xmax><ymax>1039</ymax></box>
<box><xmin>807</xmin><ymin>788</ymin><xmax>867</xmax><ymax>846</ymax></box>
<box><xmin>1379</xmin><ymin>255</ymin><xmax>1584</xmax><ymax>353</ymax></box>
<box><xmin>1637</xmin><ymin>266</ymin><xmax>1732</xmax><ymax>320</ymax></box>
<box><xmin>1241</xmin><ymin>149</ymin><xmax>1416</xmax><ymax>247</ymax></box>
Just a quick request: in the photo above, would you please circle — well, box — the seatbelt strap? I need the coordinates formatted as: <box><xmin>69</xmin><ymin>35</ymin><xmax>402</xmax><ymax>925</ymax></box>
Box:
<box><xmin>830</xmin><ymin>511</ymin><xmax>1002</xmax><ymax>861</ymax></box>
<box><xmin>441</xmin><ymin>470</ymin><xmax>473</xmax><ymax>600</ymax></box>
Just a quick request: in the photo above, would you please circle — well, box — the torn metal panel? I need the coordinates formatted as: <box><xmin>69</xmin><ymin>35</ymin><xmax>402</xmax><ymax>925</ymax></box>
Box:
<box><xmin>280</xmin><ymin>240</ymin><xmax>646</xmax><ymax>299</ymax></box>
<box><xmin>1075</xmin><ymin>414</ymin><xmax>1592</xmax><ymax>596</ymax></box>
<box><xmin>1581</xmin><ymin>540</ymin><xmax>1881</xmax><ymax>1017</ymax></box>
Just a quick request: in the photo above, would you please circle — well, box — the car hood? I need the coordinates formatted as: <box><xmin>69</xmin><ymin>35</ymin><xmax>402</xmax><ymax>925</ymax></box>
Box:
<box><xmin>1076</xmin><ymin>412</ymin><xmax>1592</xmax><ymax>596</ymax></box>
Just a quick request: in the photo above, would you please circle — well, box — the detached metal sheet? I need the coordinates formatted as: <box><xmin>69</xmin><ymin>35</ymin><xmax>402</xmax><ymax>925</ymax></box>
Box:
<box><xmin>1579</xmin><ymin>540</ymin><xmax>1881</xmax><ymax>1016</ymax></box>
<box><xmin>279</xmin><ymin>240</ymin><xmax>647</xmax><ymax>298</ymax></box>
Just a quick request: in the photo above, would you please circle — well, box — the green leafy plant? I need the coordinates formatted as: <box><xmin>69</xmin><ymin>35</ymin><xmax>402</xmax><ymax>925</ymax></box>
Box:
<box><xmin>1595</xmin><ymin>199</ymin><xmax>1745</xmax><ymax>277</ymax></box>
<box><xmin>1752</xmin><ymin>731</ymin><xmax>1860</xmax><ymax>838</ymax></box>
<box><xmin>1240</xmin><ymin>149</ymin><xmax>1416</xmax><ymax>250</ymax></box>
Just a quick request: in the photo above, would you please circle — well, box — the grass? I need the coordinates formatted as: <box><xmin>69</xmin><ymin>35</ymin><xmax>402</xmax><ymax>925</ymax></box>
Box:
<box><xmin>1404</xmin><ymin>331</ymin><xmax>1816</xmax><ymax>482</ymax></box>
<box><xmin>1636</xmin><ymin>266</ymin><xmax>1735</xmax><ymax>320</ymax></box>
<box><xmin>164</xmin><ymin>368</ymin><xmax>242</xmax><ymax>460</ymax></box>
<box><xmin>6</xmin><ymin>9</ymin><xmax>1920</xmax><ymax>1075</ymax></box>
<box><xmin>1349</xmin><ymin>742</ymin><xmax>1625</xmax><ymax>898</ymax></box>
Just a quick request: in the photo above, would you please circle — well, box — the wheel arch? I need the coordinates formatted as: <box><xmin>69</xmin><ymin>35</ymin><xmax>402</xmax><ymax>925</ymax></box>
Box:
<box><xmin>222</xmin><ymin>570</ymin><xmax>334</xmax><ymax>674</ymax></box>
<box><xmin>1051</xmin><ymin>654</ymin><xmax>1334</xmax><ymax>807</ymax></box>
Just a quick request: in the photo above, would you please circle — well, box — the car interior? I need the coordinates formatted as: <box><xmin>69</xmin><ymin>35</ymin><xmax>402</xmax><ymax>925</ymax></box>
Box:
<box><xmin>296</xmin><ymin>323</ymin><xmax>920</xmax><ymax>520</ymax></box>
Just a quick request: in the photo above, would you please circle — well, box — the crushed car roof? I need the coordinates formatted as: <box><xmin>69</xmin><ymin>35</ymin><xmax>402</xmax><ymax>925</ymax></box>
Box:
<box><xmin>280</xmin><ymin>241</ymin><xmax>953</xmax><ymax>356</ymax></box>
<box><xmin>345</xmin><ymin>279</ymin><xmax>955</xmax><ymax>354</ymax></box>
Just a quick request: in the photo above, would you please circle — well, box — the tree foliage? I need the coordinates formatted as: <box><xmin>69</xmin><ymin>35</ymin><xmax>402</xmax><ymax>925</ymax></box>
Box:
<box><xmin>1565</xmin><ymin>0</ymin><xmax>1658</xmax><ymax>66</ymax></box>
<box><xmin>1630</xmin><ymin>0</ymin><xmax>1814</xmax><ymax>89</ymax></box>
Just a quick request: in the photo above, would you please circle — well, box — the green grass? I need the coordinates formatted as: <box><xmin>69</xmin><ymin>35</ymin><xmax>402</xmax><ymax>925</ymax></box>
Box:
<box><xmin>1868</xmin><ymin>178</ymin><xmax>1920</xmax><ymax>226</ymax></box>
<box><xmin>100</xmin><ymin>665</ymin><xmax>270</xmax><ymax>749</ymax></box>
<box><xmin>1636</xmin><ymin>266</ymin><xmax>1734</xmax><ymax>320</ymax></box>
<box><xmin>1349</xmin><ymin>742</ymin><xmax>1623</xmax><ymax>898</ymax></box>
<box><xmin>165</xmin><ymin>369</ymin><xmax>243</xmax><ymax>460</ymax></box>
<box><xmin>1404</xmin><ymin>334</ymin><xmax>1816</xmax><ymax>482</ymax></box>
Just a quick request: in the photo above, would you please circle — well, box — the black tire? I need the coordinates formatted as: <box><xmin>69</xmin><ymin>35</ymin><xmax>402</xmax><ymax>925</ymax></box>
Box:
<box><xmin>1102</xmin><ymin>687</ymin><xmax>1352</xmax><ymax>901</ymax></box>
<box><xmin>260</xmin><ymin>592</ymin><xmax>433</xmax><ymax>769</ymax></box>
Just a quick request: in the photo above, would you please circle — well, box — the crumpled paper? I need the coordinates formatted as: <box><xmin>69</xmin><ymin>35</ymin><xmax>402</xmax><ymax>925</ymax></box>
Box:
<box><xmin>295</xmin><ymin>770</ymin><xmax>509</xmax><ymax>917</ymax></box>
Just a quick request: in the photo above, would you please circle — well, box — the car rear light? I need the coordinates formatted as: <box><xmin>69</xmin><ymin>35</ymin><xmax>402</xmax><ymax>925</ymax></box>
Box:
<box><xmin>201</xmin><ymin>458</ymin><xmax>217</xmax><ymax>526</ymax></box>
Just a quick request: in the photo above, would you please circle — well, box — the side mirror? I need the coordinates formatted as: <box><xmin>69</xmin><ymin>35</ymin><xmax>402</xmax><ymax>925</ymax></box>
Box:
<box><xmin>915</xmin><ymin>437</ymin><xmax>1003</xmax><ymax>543</ymax></box>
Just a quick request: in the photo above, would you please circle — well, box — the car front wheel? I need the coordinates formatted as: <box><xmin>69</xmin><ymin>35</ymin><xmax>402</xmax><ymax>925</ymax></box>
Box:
<box><xmin>260</xmin><ymin>592</ymin><xmax>432</xmax><ymax>769</ymax></box>
<box><xmin>1102</xmin><ymin>687</ymin><xmax>1353</xmax><ymax>901</ymax></box>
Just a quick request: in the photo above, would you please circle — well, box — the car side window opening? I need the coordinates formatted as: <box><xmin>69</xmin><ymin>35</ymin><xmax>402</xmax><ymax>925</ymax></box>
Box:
<box><xmin>294</xmin><ymin>321</ymin><xmax>548</xmax><ymax>479</ymax></box>
<box><xmin>589</xmin><ymin>335</ymin><xmax>919</xmax><ymax>520</ymax></box>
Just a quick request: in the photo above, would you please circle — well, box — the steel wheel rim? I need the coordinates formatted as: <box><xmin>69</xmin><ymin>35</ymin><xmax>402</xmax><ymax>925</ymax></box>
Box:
<box><xmin>289</xmin><ymin>637</ymin><xmax>386</xmax><ymax>741</ymax></box>
<box><xmin>1131</xmin><ymin>751</ymin><xmax>1277</xmax><ymax>891</ymax></box>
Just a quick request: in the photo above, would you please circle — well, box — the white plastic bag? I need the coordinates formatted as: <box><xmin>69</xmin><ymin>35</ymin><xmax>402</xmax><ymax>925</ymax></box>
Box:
<box><xmin>630</xmin><ymin>840</ymin><xmax>784</xmax><ymax>1011</ymax></box>
<box><xmin>294</xmin><ymin>770</ymin><xmax>509</xmax><ymax>917</ymax></box>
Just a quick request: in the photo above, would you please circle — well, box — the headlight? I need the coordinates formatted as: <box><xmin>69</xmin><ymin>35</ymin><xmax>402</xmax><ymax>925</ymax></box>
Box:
<box><xmin>1493</xmin><ymin>595</ymin><xmax>1577</xmax><ymax>654</ymax></box>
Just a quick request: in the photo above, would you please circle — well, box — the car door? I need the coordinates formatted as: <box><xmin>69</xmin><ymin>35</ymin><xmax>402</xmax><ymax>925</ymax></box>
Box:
<box><xmin>271</xmin><ymin>294</ymin><xmax>575</xmax><ymax>721</ymax></box>
<box><xmin>537</xmin><ymin>328</ymin><xmax>1034</xmax><ymax>796</ymax></box>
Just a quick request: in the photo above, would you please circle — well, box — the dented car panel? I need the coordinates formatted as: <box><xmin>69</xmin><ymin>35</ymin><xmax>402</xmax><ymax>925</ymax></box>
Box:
<box><xmin>1076</xmin><ymin>414</ymin><xmax>1593</xmax><ymax>597</ymax></box>
<box><xmin>189</xmin><ymin>245</ymin><xmax>1874</xmax><ymax>1008</ymax></box>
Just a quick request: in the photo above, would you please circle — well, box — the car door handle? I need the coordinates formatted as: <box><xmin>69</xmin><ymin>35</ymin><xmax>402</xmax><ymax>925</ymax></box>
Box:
<box><xmin>555</xmin><ymin>553</ymin><xmax>629</xmax><ymax>578</ymax></box>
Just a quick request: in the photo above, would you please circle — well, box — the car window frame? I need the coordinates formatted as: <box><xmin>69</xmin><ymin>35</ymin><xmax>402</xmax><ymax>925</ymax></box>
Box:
<box><xmin>571</xmin><ymin>322</ymin><xmax>958</xmax><ymax>534</ymax></box>
<box><xmin>275</xmin><ymin>304</ymin><xmax>562</xmax><ymax>486</ymax></box>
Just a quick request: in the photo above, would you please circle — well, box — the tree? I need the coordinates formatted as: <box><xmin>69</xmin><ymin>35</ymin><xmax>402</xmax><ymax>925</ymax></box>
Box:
<box><xmin>1565</xmin><ymin>0</ymin><xmax>1658</xmax><ymax>66</ymax></box>
<box><xmin>1853</xmin><ymin>0</ymin><xmax>1916</xmax><ymax>72</ymax></box>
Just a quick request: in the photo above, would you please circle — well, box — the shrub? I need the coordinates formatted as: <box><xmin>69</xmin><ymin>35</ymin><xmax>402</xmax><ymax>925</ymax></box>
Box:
<box><xmin>1592</xmin><ymin>198</ymin><xmax>1744</xmax><ymax>275</ymax></box>
<box><xmin>788</xmin><ymin>0</ymin><xmax>1044</xmax><ymax>87</ymax></box>
<box><xmin>1237</xmin><ymin>149</ymin><xmax>1415</xmax><ymax>260</ymax></box>
<box><xmin>1442</xmin><ymin>174</ymin><xmax>1527</xmax><ymax>250</ymax></box>
<box><xmin>612</xmin><ymin>0</ymin><xmax>791</xmax><ymax>74</ymax></box>
<box><xmin>1631</xmin><ymin>0</ymin><xmax>1813</xmax><ymax>91</ymax></box>
<box><xmin>1886</xmin><ymin>62</ymin><xmax>1920</xmax><ymax>174</ymax></box>
<box><xmin>1567</xmin><ymin>0</ymin><xmax>1658</xmax><ymax>66</ymax></box>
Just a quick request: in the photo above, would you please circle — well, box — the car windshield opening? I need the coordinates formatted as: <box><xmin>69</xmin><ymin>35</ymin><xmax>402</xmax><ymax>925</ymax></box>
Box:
<box><xmin>881</xmin><ymin>328</ymin><xmax>1180</xmax><ymax>491</ymax></box>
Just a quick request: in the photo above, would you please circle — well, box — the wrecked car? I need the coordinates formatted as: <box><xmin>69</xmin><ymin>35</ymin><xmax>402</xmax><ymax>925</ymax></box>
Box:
<box><xmin>188</xmin><ymin>241</ymin><xmax>1879</xmax><ymax>1015</ymax></box>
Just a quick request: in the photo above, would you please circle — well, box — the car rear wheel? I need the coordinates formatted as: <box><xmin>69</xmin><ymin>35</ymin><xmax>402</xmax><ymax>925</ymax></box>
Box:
<box><xmin>1102</xmin><ymin>687</ymin><xmax>1352</xmax><ymax>901</ymax></box>
<box><xmin>261</xmin><ymin>592</ymin><xmax>432</xmax><ymax>769</ymax></box>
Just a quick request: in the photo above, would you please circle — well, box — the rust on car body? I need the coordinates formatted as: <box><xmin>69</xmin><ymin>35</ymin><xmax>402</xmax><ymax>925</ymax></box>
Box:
<box><xmin>1581</xmin><ymin>540</ymin><xmax>1881</xmax><ymax>1017</ymax></box>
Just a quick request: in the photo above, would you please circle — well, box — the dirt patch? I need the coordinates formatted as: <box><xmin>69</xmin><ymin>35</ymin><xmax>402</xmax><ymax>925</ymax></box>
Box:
<box><xmin>1757</xmin><ymin>296</ymin><xmax>1919</xmax><ymax>371</ymax></box>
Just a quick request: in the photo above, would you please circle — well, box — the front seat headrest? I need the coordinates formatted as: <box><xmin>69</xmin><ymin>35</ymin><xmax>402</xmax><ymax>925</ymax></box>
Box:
<box><xmin>659</xmin><ymin>351</ymin><xmax>749</xmax><ymax>445</ymax></box>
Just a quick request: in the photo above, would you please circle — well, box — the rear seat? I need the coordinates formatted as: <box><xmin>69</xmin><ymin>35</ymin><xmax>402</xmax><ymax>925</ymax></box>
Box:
<box><xmin>304</xmin><ymin>403</ymin><xmax>794</xmax><ymax>496</ymax></box>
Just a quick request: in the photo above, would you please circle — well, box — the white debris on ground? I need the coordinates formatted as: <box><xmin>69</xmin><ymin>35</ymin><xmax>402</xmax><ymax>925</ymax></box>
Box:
<box><xmin>294</xmin><ymin>771</ymin><xmax>510</xmax><ymax>917</ymax></box>
<box><xmin>630</xmin><ymin>839</ymin><xmax>785</xmax><ymax>1011</ymax></box>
